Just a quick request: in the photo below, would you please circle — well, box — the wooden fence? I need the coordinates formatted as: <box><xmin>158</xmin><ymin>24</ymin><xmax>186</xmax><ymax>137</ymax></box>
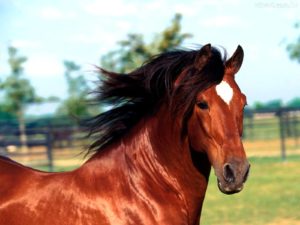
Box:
<box><xmin>243</xmin><ymin>107</ymin><xmax>300</xmax><ymax>159</ymax></box>
<box><xmin>0</xmin><ymin>119</ymin><xmax>87</xmax><ymax>171</ymax></box>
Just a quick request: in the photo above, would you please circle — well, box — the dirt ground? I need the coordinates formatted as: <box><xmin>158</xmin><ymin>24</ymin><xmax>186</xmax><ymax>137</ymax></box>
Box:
<box><xmin>266</xmin><ymin>219</ymin><xmax>300</xmax><ymax>225</ymax></box>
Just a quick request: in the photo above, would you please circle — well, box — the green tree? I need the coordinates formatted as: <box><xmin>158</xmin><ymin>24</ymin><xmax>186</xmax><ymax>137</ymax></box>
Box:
<box><xmin>287</xmin><ymin>97</ymin><xmax>300</xmax><ymax>108</ymax></box>
<box><xmin>101</xmin><ymin>13</ymin><xmax>192</xmax><ymax>73</ymax></box>
<box><xmin>56</xmin><ymin>61</ymin><xmax>98</xmax><ymax>117</ymax></box>
<box><xmin>287</xmin><ymin>22</ymin><xmax>300</xmax><ymax>62</ymax></box>
<box><xmin>0</xmin><ymin>46</ymin><xmax>38</xmax><ymax>150</ymax></box>
<box><xmin>253</xmin><ymin>99</ymin><xmax>283</xmax><ymax>111</ymax></box>
<box><xmin>265</xmin><ymin>99</ymin><xmax>283</xmax><ymax>109</ymax></box>
<box><xmin>46</xmin><ymin>96</ymin><xmax>60</xmax><ymax>102</ymax></box>
<box><xmin>253</xmin><ymin>101</ymin><xmax>265</xmax><ymax>110</ymax></box>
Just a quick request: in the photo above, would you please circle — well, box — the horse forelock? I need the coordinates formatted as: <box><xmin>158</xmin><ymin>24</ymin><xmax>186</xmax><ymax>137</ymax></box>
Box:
<box><xmin>85</xmin><ymin>46</ymin><xmax>226</xmax><ymax>155</ymax></box>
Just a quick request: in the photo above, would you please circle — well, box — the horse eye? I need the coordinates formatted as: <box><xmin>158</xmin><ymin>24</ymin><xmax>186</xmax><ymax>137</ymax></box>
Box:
<box><xmin>197</xmin><ymin>101</ymin><xmax>209</xmax><ymax>110</ymax></box>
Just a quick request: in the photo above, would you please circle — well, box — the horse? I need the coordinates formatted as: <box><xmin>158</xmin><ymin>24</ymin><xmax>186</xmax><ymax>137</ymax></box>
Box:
<box><xmin>0</xmin><ymin>44</ymin><xmax>250</xmax><ymax>225</ymax></box>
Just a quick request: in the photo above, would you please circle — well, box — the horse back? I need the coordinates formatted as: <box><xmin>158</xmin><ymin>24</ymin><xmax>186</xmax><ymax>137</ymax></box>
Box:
<box><xmin>0</xmin><ymin>156</ymin><xmax>38</xmax><ymax>196</ymax></box>
<box><xmin>0</xmin><ymin>155</ymin><xmax>33</xmax><ymax>172</ymax></box>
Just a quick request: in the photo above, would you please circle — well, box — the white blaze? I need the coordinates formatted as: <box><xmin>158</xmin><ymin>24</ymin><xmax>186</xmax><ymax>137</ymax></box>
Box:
<box><xmin>216</xmin><ymin>81</ymin><xmax>233</xmax><ymax>105</ymax></box>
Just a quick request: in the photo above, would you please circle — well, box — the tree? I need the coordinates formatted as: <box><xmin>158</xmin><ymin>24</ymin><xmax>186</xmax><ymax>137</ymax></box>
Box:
<box><xmin>101</xmin><ymin>13</ymin><xmax>192</xmax><ymax>73</ymax></box>
<box><xmin>287</xmin><ymin>22</ymin><xmax>300</xmax><ymax>62</ymax></box>
<box><xmin>265</xmin><ymin>99</ymin><xmax>283</xmax><ymax>109</ymax></box>
<box><xmin>253</xmin><ymin>101</ymin><xmax>265</xmax><ymax>110</ymax></box>
<box><xmin>253</xmin><ymin>99</ymin><xmax>283</xmax><ymax>111</ymax></box>
<box><xmin>56</xmin><ymin>61</ymin><xmax>99</xmax><ymax>118</ymax></box>
<box><xmin>58</xmin><ymin>14</ymin><xmax>189</xmax><ymax>118</ymax></box>
<box><xmin>0</xmin><ymin>46</ymin><xmax>38</xmax><ymax>150</ymax></box>
<box><xmin>287</xmin><ymin>97</ymin><xmax>300</xmax><ymax>108</ymax></box>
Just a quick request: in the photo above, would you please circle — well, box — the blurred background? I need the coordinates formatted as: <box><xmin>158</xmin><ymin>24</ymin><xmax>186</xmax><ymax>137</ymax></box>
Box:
<box><xmin>1</xmin><ymin>0</ymin><xmax>300</xmax><ymax>224</ymax></box>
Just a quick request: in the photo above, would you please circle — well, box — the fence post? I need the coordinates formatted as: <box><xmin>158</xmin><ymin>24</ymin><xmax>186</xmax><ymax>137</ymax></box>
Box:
<box><xmin>46</xmin><ymin>126</ymin><xmax>54</xmax><ymax>172</ymax></box>
<box><xmin>249</xmin><ymin>115</ymin><xmax>254</xmax><ymax>140</ymax></box>
<box><xmin>293</xmin><ymin>115</ymin><xmax>299</xmax><ymax>147</ymax></box>
<box><xmin>278</xmin><ymin>109</ymin><xmax>286</xmax><ymax>160</ymax></box>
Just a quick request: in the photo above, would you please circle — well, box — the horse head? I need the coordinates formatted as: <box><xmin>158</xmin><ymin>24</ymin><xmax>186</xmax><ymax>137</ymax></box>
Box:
<box><xmin>188</xmin><ymin>45</ymin><xmax>250</xmax><ymax>194</ymax></box>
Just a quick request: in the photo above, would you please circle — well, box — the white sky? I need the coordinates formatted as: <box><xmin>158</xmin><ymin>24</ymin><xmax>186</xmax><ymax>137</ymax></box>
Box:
<box><xmin>1</xmin><ymin>0</ymin><xmax>300</xmax><ymax>106</ymax></box>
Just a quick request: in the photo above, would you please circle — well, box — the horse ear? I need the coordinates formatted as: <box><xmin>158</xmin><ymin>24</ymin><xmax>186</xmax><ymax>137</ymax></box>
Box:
<box><xmin>226</xmin><ymin>45</ymin><xmax>244</xmax><ymax>75</ymax></box>
<box><xmin>194</xmin><ymin>44</ymin><xmax>212</xmax><ymax>69</ymax></box>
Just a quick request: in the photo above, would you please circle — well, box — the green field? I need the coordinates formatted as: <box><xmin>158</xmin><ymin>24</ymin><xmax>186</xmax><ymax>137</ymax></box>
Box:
<box><xmin>201</xmin><ymin>155</ymin><xmax>300</xmax><ymax>225</ymax></box>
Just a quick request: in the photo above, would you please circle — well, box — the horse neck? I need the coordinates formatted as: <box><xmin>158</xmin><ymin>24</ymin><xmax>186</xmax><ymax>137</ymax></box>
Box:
<box><xmin>85</xmin><ymin>105</ymin><xmax>210</xmax><ymax>222</ymax></box>
<box><xmin>142</xmin><ymin>106</ymin><xmax>210</xmax><ymax>198</ymax></box>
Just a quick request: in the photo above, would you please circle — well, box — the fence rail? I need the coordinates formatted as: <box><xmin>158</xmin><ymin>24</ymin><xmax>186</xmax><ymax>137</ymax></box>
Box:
<box><xmin>1</xmin><ymin>108</ymin><xmax>300</xmax><ymax>170</ymax></box>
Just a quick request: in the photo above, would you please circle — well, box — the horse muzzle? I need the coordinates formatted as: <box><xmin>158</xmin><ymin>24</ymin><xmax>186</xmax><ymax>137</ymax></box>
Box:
<box><xmin>216</xmin><ymin>160</ymin><xmax>250</xmax><ymax>195</ymax></box>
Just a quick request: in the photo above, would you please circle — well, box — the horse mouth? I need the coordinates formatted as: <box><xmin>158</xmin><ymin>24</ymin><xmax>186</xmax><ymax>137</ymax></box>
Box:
<box><xmin>217</xmin><ymin>178</ymin><xmax>243</xmax><ymax>195</ymax></box>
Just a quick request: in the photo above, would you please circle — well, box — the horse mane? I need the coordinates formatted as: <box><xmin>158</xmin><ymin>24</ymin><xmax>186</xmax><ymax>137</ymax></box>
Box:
<box><xmin>86</xmin><ymin>46</ymin><xmax>226</xmax><ymax>155</ymax></box>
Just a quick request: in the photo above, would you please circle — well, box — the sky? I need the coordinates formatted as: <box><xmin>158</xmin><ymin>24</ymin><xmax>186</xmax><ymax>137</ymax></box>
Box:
<box><xmin>1</xmin><ymin>0</ymin><xmax>300</xmax><ymax>109</ymax></box>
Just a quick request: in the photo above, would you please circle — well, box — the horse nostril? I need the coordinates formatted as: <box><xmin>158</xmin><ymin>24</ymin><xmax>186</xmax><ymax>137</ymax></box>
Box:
<box><xmin>223</xmin><ymin>163</ymin><xmax>235</xmax><ymax>183</ymax></box>
<box><xmin>243</xmin><ymin>164</ymin><xmax>250</xmax><ymax>183</ymax></box>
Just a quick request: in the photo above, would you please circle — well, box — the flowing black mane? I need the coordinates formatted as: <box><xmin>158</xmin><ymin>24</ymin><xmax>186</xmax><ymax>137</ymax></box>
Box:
<box><xmin>86</xmin><ymin>45</ymin><xmax>226</xmax><ymax>154</ymax></box>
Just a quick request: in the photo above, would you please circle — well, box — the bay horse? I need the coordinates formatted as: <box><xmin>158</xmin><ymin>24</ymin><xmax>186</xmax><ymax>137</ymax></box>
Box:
<box><xmin>0</xmin><ymin>44</ymin><xmax>250</xmax><ymax>225</ymax></box>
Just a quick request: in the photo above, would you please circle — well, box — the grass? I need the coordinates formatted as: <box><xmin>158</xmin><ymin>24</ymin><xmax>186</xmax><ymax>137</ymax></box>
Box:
<box><xmin>201</xmin><ymin>155</ymin><xmax>300</xmax><ymax>225</ymax></box>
